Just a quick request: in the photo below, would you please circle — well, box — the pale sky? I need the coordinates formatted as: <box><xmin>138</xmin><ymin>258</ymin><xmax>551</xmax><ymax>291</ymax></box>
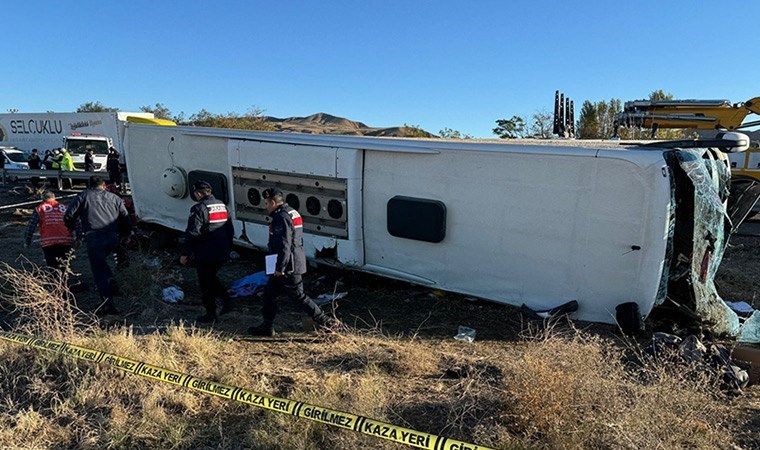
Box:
<box><xmin>2</xmin><ymin>0</ymin><xmax>758</xmax><ymax>137</ymax></box>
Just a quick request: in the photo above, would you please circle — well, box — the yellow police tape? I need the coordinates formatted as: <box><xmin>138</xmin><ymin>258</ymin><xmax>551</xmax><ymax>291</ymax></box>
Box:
<box><xmin>0</xmin><ymin>330</ymin><xmax>495</xmax><ymax>450</ymax></box>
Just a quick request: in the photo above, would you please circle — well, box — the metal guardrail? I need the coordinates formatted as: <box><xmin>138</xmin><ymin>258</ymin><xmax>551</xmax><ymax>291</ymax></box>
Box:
<box><xmin>1</xmin><ymin>169</ymin><xmax>106</xmax><ymax>184</ymax></box>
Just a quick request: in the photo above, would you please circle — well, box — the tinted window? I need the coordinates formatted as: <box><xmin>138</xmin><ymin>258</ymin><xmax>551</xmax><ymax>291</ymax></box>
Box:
<box><xmin>387</xmin><ymin>196</ymin><xmax>446</xmax><ymax>243</ymax></box>
<box><xmin>6</xmin><ymin>152</ymin><xmax>26</xmax><ymax>163</ymax></box>
<box><xmin>188</xmin><ymin>170</ymin><xmax>229</xmax><ymax>204</ymax></box>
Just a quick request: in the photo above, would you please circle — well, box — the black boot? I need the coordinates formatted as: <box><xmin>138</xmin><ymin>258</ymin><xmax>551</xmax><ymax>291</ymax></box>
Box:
<box><xmin>315</xmin><ymin>316</ymin><xmax>343</xmax><ymax>333</ymax></box>
<box><xmin>248</xmin><ymin>323</ymin><xmax>275</xmax><ymax>337</ymax></box>
<box><xmin>109</xmin><ymin>278</ymin><xmax>120</xmax><ymax>296</ymax></box>
<box><xmin>219</xmin><ymin>298</ymin><xmax>233</xmax><ymax>316</ymax></box>
<box><xmin>96</xmin><ymin>298</ymin><xmax>119</xmax><ymax>316</ymax></box>
<box><xmin>196</xmin><ymin>311</ymin><xmax>217</xmax><ymax>323</ymax></box>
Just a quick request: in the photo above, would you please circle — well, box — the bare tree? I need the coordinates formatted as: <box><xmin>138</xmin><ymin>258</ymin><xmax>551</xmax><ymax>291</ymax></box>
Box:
<box><xmin>528</xmin><ymin>109</ymin><xmax>553</xmax><ymax>139</ymax></box>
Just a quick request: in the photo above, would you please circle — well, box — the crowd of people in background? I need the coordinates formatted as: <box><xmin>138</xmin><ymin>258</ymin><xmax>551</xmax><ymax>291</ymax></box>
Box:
<box><xmin>12</xmin><ymin>146</ymin><xmax>123</xmax><ymax>190</ymax></box>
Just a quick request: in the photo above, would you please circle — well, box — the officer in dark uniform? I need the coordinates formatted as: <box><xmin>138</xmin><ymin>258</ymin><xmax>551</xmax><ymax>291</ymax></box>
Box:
<box><xmin>0</xmin><ymin>148</ymin><xmax>5</xmax><ymax>185</ymax></box>
<box><xmin>180</xmin><ymin>180</ymin><xmax>234</xmax><ymax>323</ymax></box>
<box><xmin>249</xmin><ymin>187</ymin><xmax>340</xmax><ymax>336</ymax></box>
<box><xmin>64</xmin><ymin>176</ymin><xmax>131</xmax><ymax>315</ymax></box>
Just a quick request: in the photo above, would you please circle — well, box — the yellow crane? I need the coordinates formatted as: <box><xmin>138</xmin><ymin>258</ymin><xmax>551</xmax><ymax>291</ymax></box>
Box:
<box><xmin>614</xmin><ymin>96</ymin><xmax>760</xmax><ymax>228</ymax></box>
<box><xmin>614</xmin><ymin>97</ymin><xmax>760</xmax><ymax>136</ymax></box>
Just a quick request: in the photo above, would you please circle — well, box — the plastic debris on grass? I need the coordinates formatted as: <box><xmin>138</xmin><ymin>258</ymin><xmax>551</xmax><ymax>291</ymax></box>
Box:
<box><xmin>230</xmin><ymin>271</ymin><xmax>268</xmax><ymax>298</ymax></box>
<box><xmin>454</xmin><ymin>325</ymin><xmax>476</xmax><ymax>343</ymax></box>
<box><xmin>314</xmin><ymin>291</ymin><xmax>348</xmax><ymax>306</ymax></box>
<box><xmin>162</xmin><ymin>286</ymin><xmax>184</xmax><ymax>303</ymax></box>
<box><xmin>144</xmin><ymin>257</ymin><xmax>161</xmax><ymax>268</ymax></box>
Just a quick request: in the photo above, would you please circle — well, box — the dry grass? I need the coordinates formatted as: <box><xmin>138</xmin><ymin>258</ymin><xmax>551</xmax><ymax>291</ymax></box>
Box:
<box><xmin>0</xmin><ymin>256</ymin><xmax>96</xmax><ymax>339</ymax></box>
<box><xmin>499</xmin><ymin>326</ymin><xmax>735</xmax><ymax>449</ymax></box>
<box><xmin>0</xmin><ymin>263</ymin><xmax>748</xmax><ymax>449</ymax></box>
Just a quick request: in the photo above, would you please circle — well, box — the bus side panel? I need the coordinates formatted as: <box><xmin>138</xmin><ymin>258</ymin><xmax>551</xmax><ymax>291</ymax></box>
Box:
<box><xmin>362</xmin><ymin>149</ymin><xmax>670</xmax><ymax>324</ymax></box>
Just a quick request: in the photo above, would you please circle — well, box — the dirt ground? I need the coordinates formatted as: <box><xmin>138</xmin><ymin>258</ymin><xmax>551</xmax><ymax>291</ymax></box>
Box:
<box><xmin>0</xmin><ymin>182</ymin><xmax>535</xmax><ymax>340</ymax></box>
<box><xmin>0</xmin><ymin>181</ymin><xmax>759</xmax><ymax>447</ymax></box>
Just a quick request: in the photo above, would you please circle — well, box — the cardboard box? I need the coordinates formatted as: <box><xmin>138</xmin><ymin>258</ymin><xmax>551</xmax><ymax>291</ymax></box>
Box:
<box><xmin>732</xmin><ymin>344</ymin><xmax>760</xmax><ymax>385</ymax></box>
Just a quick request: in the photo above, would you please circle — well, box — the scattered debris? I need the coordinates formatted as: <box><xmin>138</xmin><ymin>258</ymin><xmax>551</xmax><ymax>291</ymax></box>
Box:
<box><xmin>738</xmin><ymin>311</ymin><xmax>760</xmax><ymax>344</ymax></box>
<box><xmin>229</xmin><ymin>271</ymin><xmax>268</xmax><ymax>298</ymax></box>
<box><xmin>646</xmin><ymin>333</ymin><xmax>749</xmax><ymax>392</ymax></box>
<box><xmin>731</xmin><ymin>344</ymin><xmax>760</xmax><ymax>384</ymax></box>
<box><xmin>427</xmin><ymin>290</ymin><xmax>446</xmax><ymax>300</ymax></box>
<box><xmin>12</xmin><ymin>208</ymin><xmax>32</xmax><ymax>217</ymax></box>
<box><xmin>725</xmin><ymin>300</ymin><xmax>755</xmax><ymax>317</ymax></box>
<box><xmin>453</xmin><ymin>325</ymin><xmax>476</xmax><ymax>343</ymax></box>
<box><xmin>162</xmin><ymin>286</ymin><xmax>184</xmax><ymax>304</ymax></box>
<box><xmin>520</xmin><ymin>300</ymin><xmax>579</xmax><ymax>320</ymax></box>
<box><xmin>143</xmin><ymin>257</ymin><xmax>161</xmax><ymax>268</ymax></box>
<box><xmin>314</xmin><ymin>291</ymin><xmax>348</xmax><ymax>306</ymax></box>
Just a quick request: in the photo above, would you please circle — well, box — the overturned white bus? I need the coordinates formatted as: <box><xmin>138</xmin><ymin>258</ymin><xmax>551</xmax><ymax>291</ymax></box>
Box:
<box><xmin>122</xmin><ymin>124</ymin><xmax>750</xmax><ymax>334</ymax></box>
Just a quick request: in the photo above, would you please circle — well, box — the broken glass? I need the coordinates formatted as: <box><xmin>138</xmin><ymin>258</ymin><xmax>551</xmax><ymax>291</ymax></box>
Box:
<box><xmin>677</xmin><ymin>149</ymin><xmax>740</xmax><ymax>336</ymax></box>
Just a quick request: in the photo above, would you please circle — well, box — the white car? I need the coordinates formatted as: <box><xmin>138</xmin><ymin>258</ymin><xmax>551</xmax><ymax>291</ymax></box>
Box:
<box><xmin>1</xmin><ymin>148</ymin><xmax>30</xmax><ymax>181</ymax></box>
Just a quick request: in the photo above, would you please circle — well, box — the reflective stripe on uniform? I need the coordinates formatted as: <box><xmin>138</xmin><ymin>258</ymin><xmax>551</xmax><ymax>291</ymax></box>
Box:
<box><xmin>288</xmin><ymin>209</ymin><xmax>303</xmax><ymax>228</ymax></box>
<box><xmin>207</xmin><ymin>203</ymin><xmax>229</xmax><ymax>224</ymax></box>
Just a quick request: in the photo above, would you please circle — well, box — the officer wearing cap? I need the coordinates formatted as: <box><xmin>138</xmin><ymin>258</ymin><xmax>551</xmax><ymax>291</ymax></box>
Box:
<box><xmin>180</xmin><ymin>180</ymin><xmax>234</xmax><ymax>323</ymax></box>
<box><xmin>249</xmin><ymin>187</ymin><xmax>339</xmax><ymax>336</ymax></box>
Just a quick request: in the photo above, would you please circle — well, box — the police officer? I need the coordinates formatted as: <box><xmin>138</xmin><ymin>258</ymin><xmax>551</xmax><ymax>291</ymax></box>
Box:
<box><xmin>248</xmin><ymin>188</ymin><xmax>340</xmax><ymax>336</ymax></box>
<box><xmin>84</xmin><ymin>148</ymin><xmax>96</xmax><ymax>172</ymax></box>
<box><xmin>106</xmin><ymin>147</ymin><xmax>121</xmax><ymax>186</ymax></box>
<box><xmin>180</xmin><ymin>180</ymin><xmax>233</xmax><ymax>323</ymax></box>
<box><xmin>64</xmin><ymin>176</ymin><xmax>131</xmax><ymax>315</ymax></box>
<box><xmin>28</xmin><ymin>149</ymin><xmax>42</xmax><ymax>189</ymax></box>
<box><xmin>0</xmin><ymin>148</ymin><xmax>5</xmax><ymax>185</ymax></box>
<box><xmin>50</xmin><ymin>149</ymin><xmax>62</xmax><ymax>189</ymax></box>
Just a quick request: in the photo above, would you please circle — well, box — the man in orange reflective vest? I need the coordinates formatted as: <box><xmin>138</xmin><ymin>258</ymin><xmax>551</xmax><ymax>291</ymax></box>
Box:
<box><xmin>24</xmin><ymin>190</ymin><xmax>76</xmax><ymax>271</ymax></box>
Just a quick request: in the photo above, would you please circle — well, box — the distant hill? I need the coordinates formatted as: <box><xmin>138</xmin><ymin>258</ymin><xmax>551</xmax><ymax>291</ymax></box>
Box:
<box><xmin>261</xmin><ymin>113</ymin><xmax>435</xmax><ymax>137</ymax></box>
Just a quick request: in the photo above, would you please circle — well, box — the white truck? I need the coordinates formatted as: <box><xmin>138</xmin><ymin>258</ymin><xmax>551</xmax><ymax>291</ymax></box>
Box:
<box><xmin>0</xmin><ymin>112</ymin><xmax>164</xmax><ymax>171</ymax></box>
<box><xmin>62</xmin><ymin>133</ymin><xmax>113</xmax><ymax>171</ymax></box>
<box><xmin>119</xmin><ymin>122</ymin><xmax>752</xmax><ymax>335</ymax></box>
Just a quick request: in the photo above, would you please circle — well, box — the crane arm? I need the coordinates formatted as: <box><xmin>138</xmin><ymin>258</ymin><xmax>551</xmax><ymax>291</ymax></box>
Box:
<box><xmin>614</xmin><ymin>96</ymin><xmax>760</xmax><ymax>135</ymax></box>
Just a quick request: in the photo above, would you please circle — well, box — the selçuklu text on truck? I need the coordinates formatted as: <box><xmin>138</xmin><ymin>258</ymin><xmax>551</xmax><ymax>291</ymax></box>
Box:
<box><xmin>118</xmin><ymin>122</ymin><xmax>752</xmax><ymax>335</ymax></box>
<box><xmin>0</xmin><ymin>112</ymin><xmax>172</xmax><ymax>171</ymax></box>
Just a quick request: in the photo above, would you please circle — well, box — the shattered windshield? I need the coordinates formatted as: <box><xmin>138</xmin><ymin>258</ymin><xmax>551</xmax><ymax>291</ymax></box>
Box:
<box><xmin>676</xmin><ymin>148</ymin><xmax>738</xmax><ymax>336</ymax></box>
